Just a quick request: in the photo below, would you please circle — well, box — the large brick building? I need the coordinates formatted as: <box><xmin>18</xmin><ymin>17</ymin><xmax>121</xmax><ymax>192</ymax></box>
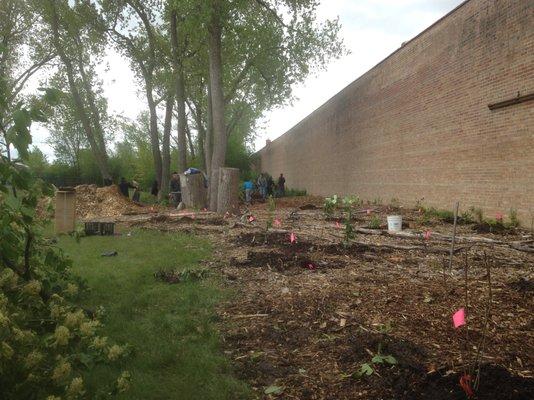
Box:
<box><xmin>258</xmin><ymin>0</ymin><xmax>534</xmax><ymax>222</ymax></box>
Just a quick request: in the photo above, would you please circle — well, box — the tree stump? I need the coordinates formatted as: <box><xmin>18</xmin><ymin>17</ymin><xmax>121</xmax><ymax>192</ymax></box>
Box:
<box><xmin>216</xmin><ymin>167</ymin><xmax>240</xmax><ymax>215</ymax></box>
<box><xmin>179</xmin><ymin>173</ymin><xmax>207</xmax><ymax>209</ymax></box>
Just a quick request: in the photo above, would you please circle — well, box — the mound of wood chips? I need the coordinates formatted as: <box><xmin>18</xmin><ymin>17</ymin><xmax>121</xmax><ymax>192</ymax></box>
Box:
<box><xmin>75</xmin><ymin>184</ymin><xmax>147</xmax><ymax>219</ymax></box>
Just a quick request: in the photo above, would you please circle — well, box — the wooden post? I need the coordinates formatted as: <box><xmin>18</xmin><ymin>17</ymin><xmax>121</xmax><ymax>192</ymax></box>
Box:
<box><xmin>179</xmin><ymin>173</ymin><xmax>207</xmax><ymax>209</ymax></box>
<box><xmin>55</xmin><ymin>190</ymin><xmax>76</xmax><ymax>234</ymax></box>
<box><xmin>216</xmin><ymin>167</ymin><xmax>240</xmax><ymax>215</ymax></box>
<box><xmin>448</xmin><ymin>201</ymin><xmax>460</xmax><ymax>272</ymax></box>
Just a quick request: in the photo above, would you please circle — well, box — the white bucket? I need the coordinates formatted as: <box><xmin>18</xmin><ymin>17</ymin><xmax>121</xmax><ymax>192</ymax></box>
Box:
<box><xmin>387</xmin><ymin>215</ymin><xmax>403</xmax><ymax>232</ymax></box>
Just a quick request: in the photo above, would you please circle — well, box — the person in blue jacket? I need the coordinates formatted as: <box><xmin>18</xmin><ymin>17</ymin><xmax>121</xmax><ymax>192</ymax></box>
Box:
<box><xmin>243</xmin><ymin>179</ymin><xmax>254</xmax><ymax>204</ymax></box>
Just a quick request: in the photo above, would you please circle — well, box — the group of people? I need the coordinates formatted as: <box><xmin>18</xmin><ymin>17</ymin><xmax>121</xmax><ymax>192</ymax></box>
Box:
<box><xmin>119</xmin><ymin>170</ymin><xmax>286</xmax><ymax>207</ymax></box>
<box><xmin>243</xmin><ymin>173</ymin><xmax>286</xmax><ymax>204</ymax></box>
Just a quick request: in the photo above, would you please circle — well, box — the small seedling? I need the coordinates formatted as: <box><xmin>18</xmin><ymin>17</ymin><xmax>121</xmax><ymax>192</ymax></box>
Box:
<box><xmin>323</xmin><ymin>194</ymin><xmax>339</xmax><ymax>216</ymax></box>
<box><xmin>508</xmin><ymin>208</ymin><xmax>519</xmax><ymax>228</ymax></box>
<box><xmin>368</xmin><ymin>215</ymin><xmax>381</xmax><ymax>229</ymax></box>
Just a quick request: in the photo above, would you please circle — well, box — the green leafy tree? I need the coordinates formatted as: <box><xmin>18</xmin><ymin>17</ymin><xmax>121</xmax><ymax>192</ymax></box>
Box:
<box><xmin>0</xmin><ymin>76</ymin><xmax>131</xmax><ymax>397</ymax></box>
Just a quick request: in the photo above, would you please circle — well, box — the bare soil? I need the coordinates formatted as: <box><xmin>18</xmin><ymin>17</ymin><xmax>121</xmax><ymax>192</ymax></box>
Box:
<box><xmin>112</xmin><ymin>197</ymin><xmax>533</xmax><ymax>399</ymax></box>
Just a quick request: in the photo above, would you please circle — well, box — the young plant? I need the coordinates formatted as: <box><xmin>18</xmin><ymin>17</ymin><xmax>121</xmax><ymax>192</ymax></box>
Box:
<box><xmin>323</xmin><ymin>195</ymin><xmax>339</xmax><ymax>217</ymax></box>
<box><xmin>508</xmin><ymin>208</ymin><xmax>520</xmax><ymax>228</ymax></box>
<box><xmin>368</xmin><ymin>215</ymin><xmax>381</xmax><ymax>229</ymax></box>
<box><xmin>264</xmin><ymin>195</ymin><xmax>276</xmax><ymax>243</ymax></box>
<box><xmin>341</xmin><ymin>196</ymin><xmax>361</xmax><ymax>246</ymax></box>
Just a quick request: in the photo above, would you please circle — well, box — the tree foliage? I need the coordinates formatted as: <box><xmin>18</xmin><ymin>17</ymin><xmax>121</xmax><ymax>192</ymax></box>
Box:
<box><xmin>0</xmin><ymin>78</ymin><xmax>130</xmax><ymax>398</ymax></box>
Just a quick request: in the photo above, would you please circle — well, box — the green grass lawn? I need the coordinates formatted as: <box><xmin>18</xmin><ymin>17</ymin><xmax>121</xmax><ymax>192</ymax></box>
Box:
<box><xmin>57</xmin><ymin>230</ymin><xmax>250</xmax><ymax>400</ymax></box>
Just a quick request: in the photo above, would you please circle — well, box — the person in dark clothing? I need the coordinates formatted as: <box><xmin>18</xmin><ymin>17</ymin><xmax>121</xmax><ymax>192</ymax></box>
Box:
<box><xmin>277</xmin><ymin>173</ymin><xmax>286</xmax><ymax>197</ymax></box>
<box><xmin>131</xmin><ymin>181</ymin><xmax>141</xmax><ymax>202</ymax></box>
<box><xmin>169</xmin><ymin>172</ymin><xmax>181</xmax><ymax>206</ymax></box>
<box><xmin>151</xmin><ymin>180</ymin><xmax>159</xmax><ymax>197</ymax></box>
<box><xmin>267</xmin><ymin>175</ymin><xmax>275</xmax><ymax>196</ymax></box>
<box><xmin>119</xmin><ymin>177</ymin><xmax>134</xmax><ymax>197</ymax></box>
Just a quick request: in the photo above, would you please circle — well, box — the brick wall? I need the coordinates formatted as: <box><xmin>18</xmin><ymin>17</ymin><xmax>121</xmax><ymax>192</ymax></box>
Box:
<box><xmin>259</xmin><ymin>0</ymin><xmax>534</xmax><ymax>223</ymax></box>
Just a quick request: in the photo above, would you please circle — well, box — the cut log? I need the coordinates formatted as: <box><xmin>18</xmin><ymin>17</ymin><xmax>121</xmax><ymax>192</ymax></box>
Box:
<box><xmin>179</xmin><ymin>173</ymin><xmax>207</xmax><ymax>209</ymax></box>
<box><xmin>217</xmin><ymin>167</ymin><xmax>240</xmax><ymax>215</ymax></box>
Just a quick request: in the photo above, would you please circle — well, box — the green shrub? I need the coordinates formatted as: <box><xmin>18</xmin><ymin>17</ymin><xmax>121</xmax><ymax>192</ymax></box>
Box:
<box><xmin>368</xmin><ymin>216</ymin><xmax>381</xmax><ymax>229</ymax></box>
<box><xmin>509</xmin><ymin>208</ymin><xmax>520</xmax><ymax>228</ymax></box>
<box><xmin>0</xmin><ymin>89</ymin><xmax>129</xmax><ymax>398</ymax></box>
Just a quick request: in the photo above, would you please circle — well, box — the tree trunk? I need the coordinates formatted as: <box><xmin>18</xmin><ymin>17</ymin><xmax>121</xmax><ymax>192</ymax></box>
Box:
<box><xmin>217</xmin><ymin>167</ymin><xmax>240</xmax><ymax>215</ymax></box>
<box><xmin>205</xmin><ymin>83</ymin><xmax>213</xmax><ymax>177</ymax></box>
<box><xmin>47</xmin><ymin>0</ymin><xmax>111</xmax><ymax>182</ymax></box>
<box><xmin>170</xmin><ymin>10</ymin><xmax>188</xmax><ymax>173</ymax></box>
<box><xmin>160</xmin><ymin>92</ymin><xmax>174</xmax><ymax>201</ymax></box>
<box><xmin>179</xmin><ymin>173</ymin><xmax>207</xmax><ymax>209</ymax></box>
<box><xmin>185</xmin><ymin>124</ymin><xmax>195</xmax><ymax>161</ymax></box>
<box><xmin>145</xmin><ymin>80</ymin><xmax>163</xmax><ymax>189</ymax></box>
<box><xmin>207</xmin><ymin>0</ymin><xmax>226</xmax><ymax>211</ymax></box>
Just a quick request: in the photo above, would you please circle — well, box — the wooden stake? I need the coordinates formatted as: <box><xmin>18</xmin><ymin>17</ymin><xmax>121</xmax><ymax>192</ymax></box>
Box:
<box><xmin>448</xmin><ymin>202</ymin><xmax>460</xmax><ymax>272</ymax></box>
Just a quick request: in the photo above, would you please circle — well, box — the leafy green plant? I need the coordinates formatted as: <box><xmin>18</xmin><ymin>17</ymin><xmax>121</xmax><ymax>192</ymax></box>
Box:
<box><xmin>323</xmin><ymin>194</ymin><xmax>339</xmax><ymax>217</ymax></box>
<box><xmin>470</xmin><ymin>206</ymin><xmax>484</xmax><ymax>224</ymax></box>
<box><xmin>508</xmin><ymin>208</ymin><xmax>520</xmax><ymax>228</ymax></box>
<box><xmin>341</xmin><ymin>196</ymin><xmax>361</xmax><ymax>246</ymax></box>
<box><xmin>0</xmin><ymin>87</ymin><xmax>130</xmax><ymax>398</ymax></box>
<box><xmin>265</xmin><ymin>195</ymin><xmax>276</xmax><ymax>242</ymax></box>
<box><xmin>368</xmin><ymin>215</ymin><xmax>381</xmax><ymax>229</ymax></box>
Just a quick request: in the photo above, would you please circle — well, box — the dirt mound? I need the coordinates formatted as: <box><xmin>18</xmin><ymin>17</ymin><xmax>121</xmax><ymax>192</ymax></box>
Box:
<box><xmin>75</xmin><ymin>184</ymin><xmax>146</xmax><ymax>219</ymax></box>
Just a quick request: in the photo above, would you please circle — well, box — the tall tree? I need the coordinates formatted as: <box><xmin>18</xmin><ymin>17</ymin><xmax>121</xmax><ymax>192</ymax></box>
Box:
<box><xmin>206</xmin><ymin>0</ymin><xmax>226</xmax><ymax>210</ymax></box>
<box><xmin>40</xmin><ymin>0</ymin><xmax>112</xmax><ymax>182</ymax></box>
<box><xmin>0</xmin><ymin>0</ymin><xmax>55</xmax><ymax>159</ymax></box>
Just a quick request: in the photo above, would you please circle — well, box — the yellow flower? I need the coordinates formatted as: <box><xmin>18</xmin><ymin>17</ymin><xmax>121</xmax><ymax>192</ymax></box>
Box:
<box><xmin>54</xmin><ymin>325</ymin><xmax>70</xmax><ymax>346</ymax></box>
<box><xmin>64</xmin><ymin>310</ymin><xmax>85</xmax><ymax>329</ymax></box>
<box><xmin>23</xmin><ymin>280</ymin><xmax>42</xmax><ymax>296</ymax></box>
<box><xmin>51</xmin><ymin>359</ymin><xmax>71</xmax><ymax>382</ymax></box>
<box><xmin>107</xmin><ymin>344</ymin><xmax>123</xmax><ymax>361</ymax></box>
<box><xmin>0</xmin><ymin>268</ymin><xmax>18</xmax><ymax>289</ymax></box>
<box><xmin>92</xmin><ymin>336</ymin><xmax>107</xmax><ymax>350</ymax></box>
<box><xmin>25</xmin><ymin>350</ymin><xmax>44</xmax><ymax>368</ymax></box>
<box><xmin>66</xmin><ymin>377</ymin><xmax>84</xmax><ymax>399</ymax></box>
<box><xmin>0</xmin><ymin>311</ymin><xmax>9</xmax><ymax>328</ymax></box>
<box><xmin>1</xmin><ymin>341</ymin><xmax>14</xmax><ymax>359</ymax></box>
<box><xmin>79</xmin><ymin>320</ymin><xmax>99</xmax><ymax>337</ymax></box>
<box><xmin>13</xmin><ymin>327</ymin><xmax>34</xmax><ymax>343</ymax></box>
<box><xmin>50</xmin><ymin>304</ymin><xmax>65</xmax><ymax>319</ymax></box>
<box><xmin>0</xmin><ymin>293</ymin><xmax>8</xmax><ymax>309</ymax></box>
<box><xmin>64</xmin><ymin>283</ymin><xmax>78</xmax><ymax>297</ymax></box>
<box><xmin>116</xmin><ymin>371</ymin><xmax>131</xmax><ymax>393</ymax></box>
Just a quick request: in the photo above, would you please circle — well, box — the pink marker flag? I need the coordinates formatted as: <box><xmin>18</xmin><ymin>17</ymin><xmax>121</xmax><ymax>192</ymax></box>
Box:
<box><xmin>453</xmin><ymin>308</ymin><xmax>466</xmax><ymax>328</ymax></box>
<box><xmin>366</xmin><ymin>209</ymin><xmax>371</xmax><ymax>215</ymax></box>
<box><xmin>495</xmin><ymin>212</ymin><xmax>503</xmax><ymax>221</ymax></box>
<box><xmin>335</xmin><ymin>221</ymin><xmax>341</xmax><ymax>229</ymax></box>
<box><xmin>424</xmin><ymin>230</ymin><xmax>432</xmax><ymax>240</ymax></box>
<box><xmin>273</xmin><ymin>218</ymin><xmax>282</xmax><ymax>227</ymax></box>
<box><xmin>307</xmin><ymin>263</ymin><xmax>316</xmax><ymax>270</ymax></box>
<box><xmin>290</xmin><ymin>232</ymin><xmax>297</xmax><ymax>244</ymax></box>
<box><xmin>248</xmin><ymin>215</ymin><xmax>256</xmax><ymax>222</ymax></box>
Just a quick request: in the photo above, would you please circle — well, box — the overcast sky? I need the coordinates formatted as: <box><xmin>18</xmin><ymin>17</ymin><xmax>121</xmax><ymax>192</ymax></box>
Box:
<box><xmin>32</xmin><ymin>0</ymin><xmax>464</xmax><ymax>157</ymax></box>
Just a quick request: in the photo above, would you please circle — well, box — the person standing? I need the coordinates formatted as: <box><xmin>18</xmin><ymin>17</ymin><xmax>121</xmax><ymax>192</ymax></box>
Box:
<box><xmin>131</xmin><ymin>181</ymin><xmax>141</xmax><ymax>202</ymax></box>
<box><xmin>257</xmin><ymin>173</ymin><xmax>268</xmax><ymax>201</ymax></box>
<box><xmin>243</xmin><ymin>179</ymin><xmax>254</xmax><ymax>205</ymax></box>
<box><xmin>277</xmin><ymin>173</ymin><xmax>286</xmax><ymax>197</ymax></box>
<box><xmin>119</xmin><ymin>177</ymin><xmax>134</xmax><ymax>197</ymax></box>
<box><xmin>151</xmin><ymin>180</ymin><xmax>159</xmax><ymax>197</ymax></box>
<box><xmin>169</xmin><ymin>172</ymin><xmax>181</xmax><ymax>206</ymax></box>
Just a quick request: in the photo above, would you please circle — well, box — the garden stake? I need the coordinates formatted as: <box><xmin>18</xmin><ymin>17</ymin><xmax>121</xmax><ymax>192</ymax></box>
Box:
<box><xmin>448</xmin><ymin>202</ymin><xmax>460</xmax><ymax>273</ymax></box>
<box><xmin>473</xmin><ymin>251</ymin><xmax>493</xmax><ymax>391</ymax></box>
